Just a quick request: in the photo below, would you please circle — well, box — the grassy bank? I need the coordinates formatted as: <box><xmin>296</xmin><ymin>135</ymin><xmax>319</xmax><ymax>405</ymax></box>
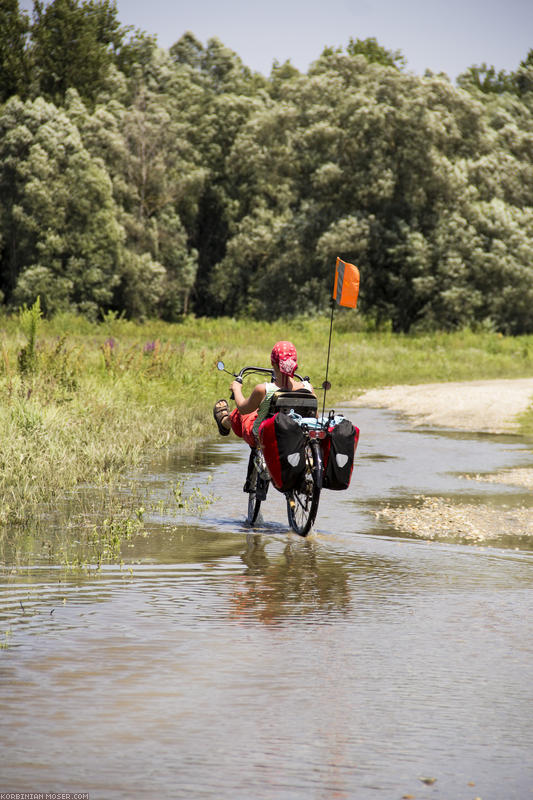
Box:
<box><xmin>1</xmin><ymin>308</ymin><xmax>532</xmax><ymax>531</ymax></box>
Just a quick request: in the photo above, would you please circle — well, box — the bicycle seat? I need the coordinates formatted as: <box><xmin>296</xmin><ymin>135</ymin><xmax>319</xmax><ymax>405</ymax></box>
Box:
<box><xmin>269</xmin><ymin>389</ymin><xmax>318</xmax><ymax>418</ymax></box>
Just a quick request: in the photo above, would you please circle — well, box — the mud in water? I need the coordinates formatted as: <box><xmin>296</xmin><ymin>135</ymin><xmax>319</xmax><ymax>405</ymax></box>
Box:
<box><xmin>1</xmin><ymin>407</ymin><xmax>532</xmax><ymax>800</ymax></box>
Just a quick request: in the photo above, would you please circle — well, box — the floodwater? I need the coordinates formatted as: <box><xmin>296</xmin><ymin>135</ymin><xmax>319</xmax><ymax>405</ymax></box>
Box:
<box><xmin>1</xmin><ymin>408</ymin><xmax>532</xmax><ymax>800</ymax></box>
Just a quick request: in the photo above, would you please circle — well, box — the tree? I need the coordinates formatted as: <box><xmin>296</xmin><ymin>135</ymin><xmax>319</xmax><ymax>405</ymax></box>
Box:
<box><xmin>457</xmin><ymin>51</ymin><xmax>533</xmax><ymax>97</ymax></box>
<box><xmin>170</xmin><ymin>32</ymin><xmax>266</xmax><ymax>95</ymax></box>
<box><xmin>209</xmin><ymin>48</ymin><xmax>533</xmax><ymax>331</ymax></box>
<box><xmin>457</xmin><ymin>63</ymin><xmax>516</xmax><ymax>94</ymax></box>
<box><xmin>30</xmin><ymin>0</ymin><xmax>124</xmax><ymax>106</ymax></box>
<box><xmin>515</xmin><ymin>49</ymin><xmax>533</xmax><ymax>96</ymax></box>
<box><xmin>168</xmin><ymin>32</ymin><xmax>270</xmax><ymax>315</ymax></box>
<box><xmin>169</xmin><ymin>31</ymin><xmax>204</xmax><ymax>72</ymax></box>
<box><xmin>319</xmin><ymin>36</ymin><xmax>405</xmax><ymax>69</ymax></box>
<box><xmin>346</xmin><ymin>36</ymin><xmax>406</xmax><ymax>69</ymax></box>
<box><xmin>117</xmin><ymin>80</ymin><xmax>205</xmax><ymax>317</ymax></box>
<box><xmin>0</xmin><ymin>0</ymin><xmax>31</xmax><ymax>102</ymax></box>
<box><xmin>0</xmin><ymin>96</ymin><xmax>123</xmax><ymax>316</ymax></box>
<box><xmin>64</xmin><ymin>32</ymin><xmax>208</xmax><ymax>320</ymax></box>
<box><xmin>1</xmin><ymin>13</ymin><xmax>531</xmax><ymax>332</ymax></box>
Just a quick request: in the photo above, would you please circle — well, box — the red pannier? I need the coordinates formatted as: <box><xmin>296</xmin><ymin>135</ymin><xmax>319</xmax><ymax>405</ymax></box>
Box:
<box><xmin>258</xmin><ymin>412</ymin><xmax>306</xmax><ymax>491</ymax></box>
<box><xmin>320</xmin><ymin>418</ymin><xmax>359</xmax><ymax>490</ymax></box>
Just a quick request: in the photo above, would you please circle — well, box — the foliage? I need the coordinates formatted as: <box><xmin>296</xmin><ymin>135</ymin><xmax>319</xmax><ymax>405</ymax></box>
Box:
<box><xmin>0</xmin><ymin>4</ymin><xmax>531</xmax><ymax>333</ymax></box>
<box><xmin>457</xmin><ymin>49</ymin><xmax>533</xmax><ymax>97</ymax></box>
<box><xmin>321</xmin><ymin>36</ymin><xmax>406</xmax><ymax>70</ymax></box>
<box><xmin>17</xmin><ymin>295</ymin><xmax>41</xmax><ymax>374</ymax></box>
<box><xmin>0</xmin><ymin>0</ymin><xmax>31</xmax><ymax>103</ymax></box>
<box><xmin>0</xmin><ymin>95</ymin><xmax>123</xmax><ymax>315</ymax></box>
<box><xmin>30</xmin><ymin>0</ymin><xmax>125</xmax><ymax>106</ymax></box>
<box><xmin>0</xmin><ymin>310</ymin><xmax>531</xmax><ymax>531</ymax></box>
<box><xmin>519</xmin><ymin>402</ymin><xmax>533</xmax><ymax>438</ymax></box>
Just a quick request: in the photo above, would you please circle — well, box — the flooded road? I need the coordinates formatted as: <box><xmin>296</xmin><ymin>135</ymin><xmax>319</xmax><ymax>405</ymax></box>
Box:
<box><xmin>1</xmin><ymin>408</ymin><xmax>532</xmax><ymax>800</ymax></box>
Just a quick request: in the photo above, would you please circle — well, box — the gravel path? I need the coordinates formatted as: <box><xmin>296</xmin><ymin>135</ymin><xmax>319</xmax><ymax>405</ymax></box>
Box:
<box><xmin>463</xmin><ymin>468</ymin><xmax>533</xmax><ymax>491</ymax></box>
<box><xmin>346</xmin><ymin>378</ymin><xmax>533</xmax><ymax>544</ymax></box>
<box><xmin>377</xmin><ymin>497</ymin><xmax>533</xmax><ymax>543</ymax></box>
<box><xmin>347</xmin><ymin>377</ymin><xmax>533</xmax><ymax>434</ymax></box>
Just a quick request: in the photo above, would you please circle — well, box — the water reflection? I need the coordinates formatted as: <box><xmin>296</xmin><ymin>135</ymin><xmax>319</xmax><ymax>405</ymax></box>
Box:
<box><xmin>1</xmin><ymin>408</ymin><xmax>532</xmax><ymax>800</ymax></box>
<box><xmin>227</xmin><ymin>536</ymin><xmax>351</xmax><ymax>624</ymax></box>
<box><xmin>125</xmin><ymin>522</ymin><xmax>246</xmax><ymax>564</ymax></box>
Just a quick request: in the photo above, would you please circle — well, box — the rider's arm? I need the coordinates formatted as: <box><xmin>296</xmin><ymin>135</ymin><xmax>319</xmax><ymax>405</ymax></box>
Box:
<box><xmin>231</xmin><ymin>381</ymin><xmax>266</xmax><ymax>415</ymax></box>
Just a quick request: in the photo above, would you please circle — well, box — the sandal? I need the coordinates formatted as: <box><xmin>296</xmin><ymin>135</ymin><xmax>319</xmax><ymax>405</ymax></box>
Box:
<box><xmin>213</xmin><ymin>399</ymin><xmax>231</xmax><ymax>436</ymax></box>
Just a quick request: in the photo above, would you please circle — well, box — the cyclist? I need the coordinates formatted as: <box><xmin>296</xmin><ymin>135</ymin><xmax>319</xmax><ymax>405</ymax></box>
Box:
<box><xmin>213</xmin><ymin>341</ymin><xmax>314</xmax><ymax>447</ymax></box>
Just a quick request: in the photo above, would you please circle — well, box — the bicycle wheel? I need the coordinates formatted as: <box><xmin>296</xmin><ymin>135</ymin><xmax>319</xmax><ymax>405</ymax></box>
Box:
<box><xmin>286</xmin><ymin>440</ymin><xmax>322</xmax><ymax>536</ymax></box>
<box><xmin>247</xmin><ymin>463</ymin><xmax>262</xmax><ymax>525</ymax></box>
<box><xmin>246</xmin><ymin>451</ymin><xmax>269</xmax><ymax>526</ymax></box>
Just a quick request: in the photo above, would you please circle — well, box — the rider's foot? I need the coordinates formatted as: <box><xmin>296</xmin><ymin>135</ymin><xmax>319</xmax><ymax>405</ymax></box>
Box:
<box><xmin>213</xmin><ymin>399</ymin><xmax>231</xmax><ymax>436</ymax></box>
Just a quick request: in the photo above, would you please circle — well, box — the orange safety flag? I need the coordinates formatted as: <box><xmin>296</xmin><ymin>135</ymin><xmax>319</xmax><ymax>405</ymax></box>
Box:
<box><xmin>333</xmin><ymin>257</ymin><xmax>360</xmax><ymax>308</ymax></box>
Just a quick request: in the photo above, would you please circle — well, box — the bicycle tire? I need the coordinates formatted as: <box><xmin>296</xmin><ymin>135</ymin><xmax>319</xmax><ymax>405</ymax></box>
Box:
<box><xmin>286</xmin><ymin>440</ymin><xmax>322</xmax><ymax>536</ymax></box>
<box><xmin>247</xmin><ymin>463</ymin><xmax>263</xmax><ymax>525</ymax></box>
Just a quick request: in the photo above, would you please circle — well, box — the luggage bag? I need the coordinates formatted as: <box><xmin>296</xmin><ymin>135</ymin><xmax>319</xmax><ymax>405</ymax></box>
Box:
<box><xmin>321</xmin><ymin>417</ymin><xmax>359</xmax><ymax>490</ymax></box>
<box><xmin>259</xmin><ymin>412</ymin><xmax>307</xmax><ymax>491</ymax></box>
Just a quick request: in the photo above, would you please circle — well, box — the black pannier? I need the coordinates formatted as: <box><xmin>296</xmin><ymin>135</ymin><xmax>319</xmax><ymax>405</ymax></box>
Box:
<box><xmin>259</xmin><ymin>412</ymin><xmax>307</xmax><ymax>491</ymax></box>
<box><xmin>322</xmin><ymin>418</ymin><xmax>359</xmax><ymax>490</ymax></box>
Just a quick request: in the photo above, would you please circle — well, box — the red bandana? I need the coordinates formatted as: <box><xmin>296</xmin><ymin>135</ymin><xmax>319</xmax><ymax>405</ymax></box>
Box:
<box><xmin>271</xmin><ymin>341</ymin><xmax>298</xmax><ymax>378</ymax></box>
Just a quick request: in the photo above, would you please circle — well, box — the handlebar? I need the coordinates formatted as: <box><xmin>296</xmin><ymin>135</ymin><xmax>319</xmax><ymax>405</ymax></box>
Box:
<box><xmin>217</xmin><ymin>360</ymin><xmax>308</xmax><ymax>383</ymax></box>
<box><xmin>235</xmin><ymin>365</ymin><xmax>275</xmax><ymax>382</ymax></box>
<box><xmin>217</xmin><ymin>361</ymin><xmax>310</xmax><ymax>400</ymax></box>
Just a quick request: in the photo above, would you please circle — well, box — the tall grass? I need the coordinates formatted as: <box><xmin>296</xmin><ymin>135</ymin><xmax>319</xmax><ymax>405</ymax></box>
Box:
<box><xmin>0</xmin><ymin>307</ymin><xmax>532</xmax><ymax>533</ymax></box>
<box><xmin>518</xmin><ymin>404</ymin><xmax>533</xmax><ymax>437</ymax></box>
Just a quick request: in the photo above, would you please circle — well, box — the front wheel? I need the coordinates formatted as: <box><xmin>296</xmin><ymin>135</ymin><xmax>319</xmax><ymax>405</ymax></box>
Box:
<box><xmin>286</xmin><ymin>440</ymin><xmax>322</xmax><ymax>536</ymax></box>
<box><xmin>246</xmin><ymin>451</ymin><xmax>269</xmax><ymax>526</ymax></box>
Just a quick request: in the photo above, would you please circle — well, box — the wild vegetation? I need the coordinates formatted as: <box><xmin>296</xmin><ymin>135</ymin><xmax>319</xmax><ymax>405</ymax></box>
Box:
<box><xmin>1</xmin><ymin>4</ymin><xmax>532</xmax><ymax>562</ymax></box>
<box><xmin>1</xmin><ymin>0</ymin><xmax>532</xmax><ymax>334</ymax></box>
<box><xmin>0</xmin><ymin>305</ymin><xmax>531</xmax><ymax>538</ymax></box>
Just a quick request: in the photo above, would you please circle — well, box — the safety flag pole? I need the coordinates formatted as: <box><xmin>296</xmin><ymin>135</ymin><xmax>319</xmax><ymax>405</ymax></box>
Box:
<box><xmin>321</xmin><ymin>298</ymin><xmax>336</xmax><ymax>422</ymax></box>
<box><xmin>321</xmin><ymin>257</ymin><xmax>360</xmax><ymax>421</ymax></box>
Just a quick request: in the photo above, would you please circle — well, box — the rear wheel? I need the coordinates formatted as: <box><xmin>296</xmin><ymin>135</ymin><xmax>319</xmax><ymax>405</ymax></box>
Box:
<box><xmin>286</xmin><ymin>440</ymin><xmax>322</xmax><ymax>536</ymax></box>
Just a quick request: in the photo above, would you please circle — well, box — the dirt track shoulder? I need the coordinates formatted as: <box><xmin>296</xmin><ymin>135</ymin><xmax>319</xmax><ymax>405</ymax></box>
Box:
<box><xmin>346</xmin><ymin>378</ymin><xmax>533</xmax><ymax>543</ymax></box>
<box><xmin>376</xmin><ymin>497</ymin><xmax>533</xmax><ymax>543</ymax></box>
<box><xmin>346</xmin><ymin>377</ymin><xmax>533</xmax><ymax>434</ymax></box>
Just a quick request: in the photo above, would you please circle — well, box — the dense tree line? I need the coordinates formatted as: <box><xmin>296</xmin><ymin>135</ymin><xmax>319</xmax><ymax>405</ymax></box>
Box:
<box><xmin>1</xmin><ymin>0</ymin><xmax>532</xmax><ymax>332</ymax></box>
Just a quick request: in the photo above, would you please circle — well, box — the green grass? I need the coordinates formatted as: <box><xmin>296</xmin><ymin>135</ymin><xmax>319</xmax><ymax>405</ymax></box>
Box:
<box><xmin>518</xmin><ymin>404</ymin><xmax>533</xmax><ymax>438</ymax></box>
<box><xmin>0</xmin><ymin>308</ymin><xmax>532</xmax><ymax>537</ymax></box>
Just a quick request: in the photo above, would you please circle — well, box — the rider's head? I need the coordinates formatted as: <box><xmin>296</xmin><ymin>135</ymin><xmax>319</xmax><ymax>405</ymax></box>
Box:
<box><xmin>271</xmin><ymin>341</ymin><xmax>298</xmax><ymax>388</ymax></box>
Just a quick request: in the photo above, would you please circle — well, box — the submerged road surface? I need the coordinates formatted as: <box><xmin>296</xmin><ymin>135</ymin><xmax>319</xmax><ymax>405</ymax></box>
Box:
<box><xmin>1</xmin><ymin>408</ymin><xmax>532</xmax><ymax>799</ymax></box>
